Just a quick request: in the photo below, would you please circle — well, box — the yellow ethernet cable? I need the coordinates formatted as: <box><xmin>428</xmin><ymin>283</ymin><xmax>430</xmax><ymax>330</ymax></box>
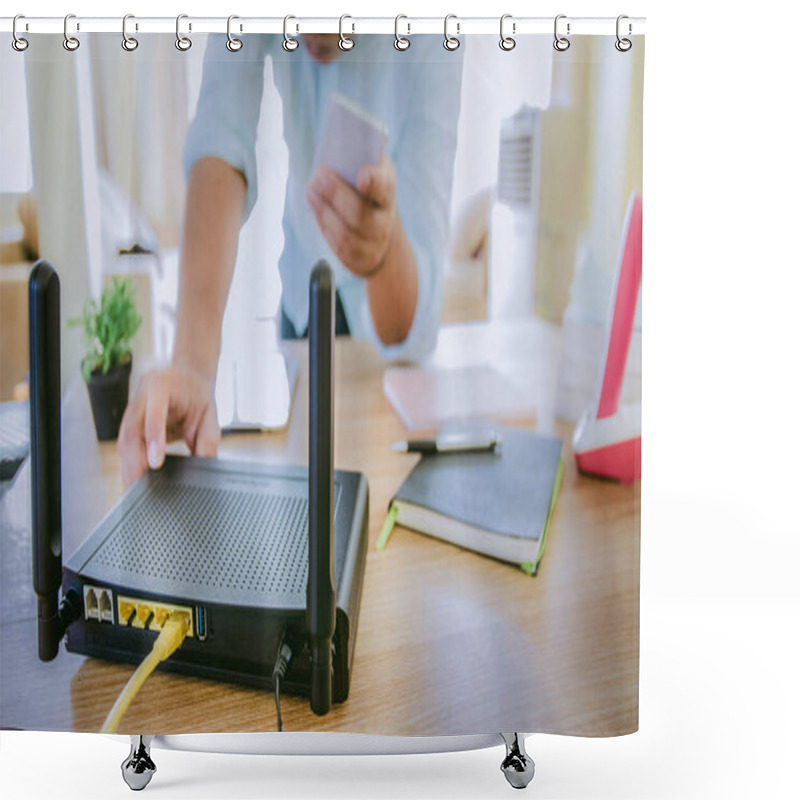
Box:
<box><xmin>100</xmin><ymin>612</ymin><xmax>191</xmax><ymax>734</ymax></box>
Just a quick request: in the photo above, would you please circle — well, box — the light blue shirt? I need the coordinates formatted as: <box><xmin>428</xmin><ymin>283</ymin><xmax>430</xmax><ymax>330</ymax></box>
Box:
<box><xmin>184</xmin><ymin>35</ymin><xmax>463</xmax><ymax>361</ymax></box>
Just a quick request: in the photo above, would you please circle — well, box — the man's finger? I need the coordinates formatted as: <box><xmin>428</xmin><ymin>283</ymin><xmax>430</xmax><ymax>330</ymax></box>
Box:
<box><xmin>192</xmin><ymin>407</ymin><xmax>220</xmax><ymax>458</ymax></box>
<box><xmin>117</xmin><ymin>384</ymin><xmax>149</xmax><ymax>487</ymax></box>
<box><xmin>143</xmin><ymin>375</ymin><xmax>171</xmax><ymax>471</ymax></box>
<box><xmin>308</xmin><ymin>187</ymin><xmax>370</xmax><ymax>269</ymax></box>
<box><xmin>308</xmin><ymin>185</ymin><xmax>349</xmax><ymax>253</ymax></box>
<box><xmin>357</xmin><ymin>152</ymin><xmax>395</xmax><ymax>208</ymax></box>
<box><xmin>310</xmin><ymin>166</ymin><xmax>375</xmax><ymax>233</ymax></box>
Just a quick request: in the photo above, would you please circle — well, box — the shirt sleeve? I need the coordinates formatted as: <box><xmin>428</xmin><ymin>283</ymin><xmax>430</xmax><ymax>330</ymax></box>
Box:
<box><xmin>183</xmin><ymin>36</ymin><xmax>271</xmax><ymax>224</ymax></box>
<box><xmin>361</xmin><ymin>44</ymin><xmax>464</xmax><ymax>364</ymax></box>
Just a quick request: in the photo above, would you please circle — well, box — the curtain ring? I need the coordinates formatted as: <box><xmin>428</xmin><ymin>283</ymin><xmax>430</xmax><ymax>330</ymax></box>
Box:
<box><xmin>121</xmin><ymin>14</ymin><xmax>138</xmax><ymax>51</ymax></box>
<box><xmin>12</xmin><ymin>15</ymin><xmax>29</xmax><ymax>52</ymax></box>
<box><xmin>63</xmin><ymin>13</ymin><xmax>80</xmax><ymax>51</ymax></box>
<box><xmin>175</xmin><ymin>14</ymin><xmax>192</xmax><ymax>51</ymax></box>
<box><xmin>443</xmin><ymin>14</ymin><xmax>460</xmax><ymax>51</ymax></box>
<box><xmin>283</xmin><ymin>15</ymin><xmax>299</xmax><ymax>51</ymax></box>
<box><xmin>615</xmin><ymin>15</ymin><xmax>632</xmax><ymax>52</ymax></box>
<box><xmin>226</xmin><ymin>15</ymin><xmax>242</xmax><ymax>51</ymax></box>
<box><xmin>394</xmin><ymin>15</ymin><xmax>410</xmax><ymax>51</ymax></box>
<box><xmin>499</xmin><ymin>14</ymin><xmax>516</xmax><ymax>51</ymax></box>
<box><xmin>553</xmin><ymin>14</ymin><xmax>570</xmax><ymax>52</ymax></box>
<box><xmin>339</xmin><ymin>15</ymin><xmax>355</xmax><ymax>51</ymax></box>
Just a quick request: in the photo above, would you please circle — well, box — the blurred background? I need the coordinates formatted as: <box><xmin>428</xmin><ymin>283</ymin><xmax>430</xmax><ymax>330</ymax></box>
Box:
<box><xmin>1</xmin><ymin>33</ymin><xmax>642</xmax><ymax>422</ymax></box>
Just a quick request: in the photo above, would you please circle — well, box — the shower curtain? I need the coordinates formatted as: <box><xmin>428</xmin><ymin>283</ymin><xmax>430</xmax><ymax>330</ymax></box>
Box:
<box><xmin>0</xmin><ymin>18</ymin><xmax>643</xmax><ymax>746</ymax></box>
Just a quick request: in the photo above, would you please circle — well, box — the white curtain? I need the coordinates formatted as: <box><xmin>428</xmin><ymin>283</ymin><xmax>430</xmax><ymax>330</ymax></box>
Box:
<box><xmin>90</xmin><ymin>35</ymin><xmax>189</xmax><ymax>244</ymax></box>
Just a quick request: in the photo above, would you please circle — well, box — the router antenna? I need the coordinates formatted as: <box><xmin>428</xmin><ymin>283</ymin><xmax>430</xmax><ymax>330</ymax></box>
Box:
<box><xmin>29</xmin><ymin>261</ymin><xmax>65</xmax><ymax>661</ymax></box>
<box><xmin>307</xmin><ymin>261</ymin><xmax>336</xmax><ymax>715</ymax></box>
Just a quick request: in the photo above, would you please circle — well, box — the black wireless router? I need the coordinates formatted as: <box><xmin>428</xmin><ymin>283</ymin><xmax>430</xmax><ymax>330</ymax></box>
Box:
<box><xmin>29</xmin><ymin>260</ymin><xmax>368</xmax><ymax>714</ymax></box>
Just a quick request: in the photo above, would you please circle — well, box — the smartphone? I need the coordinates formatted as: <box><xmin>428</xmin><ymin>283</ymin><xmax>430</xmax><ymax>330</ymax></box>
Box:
<box><xmin>313</xmin><ymin>93</ymin><xmax>387</xmax><ymax>189</ymax></box>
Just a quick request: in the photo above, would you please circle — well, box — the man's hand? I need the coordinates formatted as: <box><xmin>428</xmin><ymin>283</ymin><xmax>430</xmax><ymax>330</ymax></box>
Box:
<box><xmin>306</xmin><ymin>151</ymin><xmax>398</xmax><ymax>277</ymax></box>
<box><xmin>117</xmin><ymin>365</ymin><xmax>220</xmax><ymax>488</ymax></box>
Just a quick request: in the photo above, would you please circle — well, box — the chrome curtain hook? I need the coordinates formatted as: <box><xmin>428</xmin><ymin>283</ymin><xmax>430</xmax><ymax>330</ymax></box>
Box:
<box><xmin>553</xmin><ymin>14</ymin><xmax>570</xmax><ymax>52</ymax></box>
<box><xmin>283</xmin><ymin>15</ymin><xmax>299</xmax><ymax>51</ymax></box>
<box><xmin>339</xmin><ymin>14</ymin><xmax>355</xmax><ymax>51</ymax></box>
<box><xmin>499</xmin><ymin>14</ymin><xmax>516</xmax><ymax>51</ymax></box>
<box><xmin>394</xmin><ymin>14</ymin><xmax>410</xmax><ymax>51</ymax></box>
<box><xmin>121</xmin><ymin>14</ymin><xmax>138</xmax><ymax>51</ymax></box>
<box><xmin>226</xmin><ymin>15</ymin><xmax>242</xmax><ymax>51</ymax></box>
<box><xmin>615</xmin><ymin>14</ymin><xmax>632</xmax><ymax>52</ymax></box>
<box><xmin>63</xmin><ymin>13</ymin><xmax>80</xmax><ymax>51</ymax></box>
<box><xmin>12</xmin><ymin>14</ymin><xmax>29</xmax><ymax>52</ymax></box>
<box><xmin>443</xmin><ymin>14</ymin><xmax>460</xmax><ymax>51</ymax></box>
<box><xmin>175</xmin><ymin>14</ymin><xmax>192</xmax><ymax>51</ymax></box>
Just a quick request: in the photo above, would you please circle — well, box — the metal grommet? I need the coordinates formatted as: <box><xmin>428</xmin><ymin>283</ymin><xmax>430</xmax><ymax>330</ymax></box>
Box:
<box><xmin>63</xmin><ymin>13</ymin><xmax>80</xmax><ymax>51</ymax></box>
<box><xmin>499</xmin><ymin>14</ymin><xmax>516</xmax><ymax>51</ymax></box>
<box><xmin>339</xmin><ymin>14</ymin><xmax>354</xmax><ymax>51</ymax></box>
<box><xmin>121</xmin><ymin>14</ymin><xmax>138</xmax><ymax>51</ymax></box>
<box><xmin>175</xmin><ymin>14</ymin><xmax>192</xmax><ymax>51</ymax></box>
<box><xmin>12</xmin><ymin>14</ymin><xmax>29</xmax><ymax>52</ymax></box>
<box><xmin>615</xmin><ymin>15</ymin><xmax>632</xmax><ymax>52</ymax></box>
<box><xmin>283</xmin><ymin>15</ymin><xmax>299</xmax><ymax>51</ymax></box>
<box><xmin>226</xmin><ymin>15</ymin><xmax>242</xmax><ymax>52</ymax></box>
<box><xmin>443</xmin><ymin>14</ymin><xmax>460</xmax><ymax>51</ymax></box>
<box><xmin>394</xmin><ymin>14</ymin><xmax>410</xmax><ymax>51</ymax></box>
<box><xmin>553</xmin><ymin>14</ymin><xmax>570</xmax><ymax>52</ymax></box>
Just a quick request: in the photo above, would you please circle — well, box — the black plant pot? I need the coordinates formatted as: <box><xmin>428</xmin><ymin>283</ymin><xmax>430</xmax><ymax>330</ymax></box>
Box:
<box><xmin>86</xmin><ymin>359</ymin><xmax>132</xmax><ymax>441</ymax></box>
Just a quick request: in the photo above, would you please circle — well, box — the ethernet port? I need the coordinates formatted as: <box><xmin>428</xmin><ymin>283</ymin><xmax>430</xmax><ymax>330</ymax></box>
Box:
<box><xmin>84</xmin><ymin>586</ymin><xmax>100</xmax><ymax>621</ymax></box>
<box><xmin>136</xmin><ymin>605</ymin><xmax>154</xmax><ymax>630</ymax></box>
<box><xmin>119</xmin><ymin>600</ymin><xmax>136</xmax><ymax>626</ymax></box>
<box><xmin>153</xmin><ymin>608</ymin><xmax>169</xmax><ymax>630</ymax></box>
<box><xmin>98</xmin><ymin>590</ymin><xmax>113</xmax><ymax>623</ymax></box>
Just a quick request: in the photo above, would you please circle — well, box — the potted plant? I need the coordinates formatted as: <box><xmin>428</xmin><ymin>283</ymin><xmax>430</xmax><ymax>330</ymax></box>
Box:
<box><xmin>70</xmin><ymin>277</ymin><xmax>142</xmax><ymax>441</ymax></box>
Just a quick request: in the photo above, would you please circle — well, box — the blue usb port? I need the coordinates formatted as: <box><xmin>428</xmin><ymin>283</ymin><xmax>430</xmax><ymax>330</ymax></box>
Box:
<box><xmin>196</xmin><ymin>606</ymin><xmax>207</xmax><ymax>640</ymax></box>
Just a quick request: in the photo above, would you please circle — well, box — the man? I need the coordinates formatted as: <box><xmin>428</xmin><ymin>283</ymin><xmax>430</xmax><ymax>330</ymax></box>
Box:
<box><xmin>118</xmin><ymin>33</ymin><xmax>463</xmax><ymax>486</ymax></box>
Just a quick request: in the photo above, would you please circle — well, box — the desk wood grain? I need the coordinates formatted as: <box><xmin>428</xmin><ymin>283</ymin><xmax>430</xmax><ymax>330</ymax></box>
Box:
<box><xmin>0</xmin><ymin>319</ymin><xmax>639</xmax><ymax>736</ymax></box>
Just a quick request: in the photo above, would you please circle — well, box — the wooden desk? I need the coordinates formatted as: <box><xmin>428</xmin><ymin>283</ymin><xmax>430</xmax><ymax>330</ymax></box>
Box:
<box><xmin>0</xmin><ymin>319</ymin><xmax>639</xmax><ymax>736</ymax></box>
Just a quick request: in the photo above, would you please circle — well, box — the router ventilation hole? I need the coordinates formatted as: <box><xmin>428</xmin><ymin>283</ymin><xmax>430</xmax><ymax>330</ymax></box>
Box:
<box><xmin>92</xmin><ymin>481</ymin><xmax>312</xmax><ymax>598</ymax></box>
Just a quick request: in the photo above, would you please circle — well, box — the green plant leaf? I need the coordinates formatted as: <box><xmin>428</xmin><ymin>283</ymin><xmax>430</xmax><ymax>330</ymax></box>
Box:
<box><xmin>68</xmin><ymin>276</ymin><xmax>142</xmax><ymax>381</ymax></box>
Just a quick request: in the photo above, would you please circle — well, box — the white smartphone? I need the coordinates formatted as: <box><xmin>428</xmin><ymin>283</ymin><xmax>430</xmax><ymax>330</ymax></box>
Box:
<box><xmin>313</xmin><ymin>93</ymin><xmax>387</xmax><ymax>189</ymax></box>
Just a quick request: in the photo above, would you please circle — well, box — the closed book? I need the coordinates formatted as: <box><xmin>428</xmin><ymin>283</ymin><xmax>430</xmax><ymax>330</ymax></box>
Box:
<box><xmin>389</xmin><ymin>426</ymin><xmax>563</xmax><ymax>574</ymax></box>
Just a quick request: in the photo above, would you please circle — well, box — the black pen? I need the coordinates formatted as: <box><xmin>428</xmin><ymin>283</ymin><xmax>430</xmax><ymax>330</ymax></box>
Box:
<box><xmin>390</xmin><ymin>434</ymin><xmax>500</xmax><ymax>454</ymax></box>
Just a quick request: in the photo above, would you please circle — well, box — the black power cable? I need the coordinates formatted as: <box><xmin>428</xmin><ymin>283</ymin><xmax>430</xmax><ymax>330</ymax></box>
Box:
<box><xmin>272</xmin><ymin>636</ymin><xmax>293</xmax><ymax>732</ymax></box>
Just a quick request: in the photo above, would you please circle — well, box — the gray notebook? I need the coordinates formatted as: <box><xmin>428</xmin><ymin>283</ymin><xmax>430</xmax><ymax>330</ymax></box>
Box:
<box><xmin>390</xmin><ymin>425</ymin><xmax>563</xmax><ymax>574</ymax></box>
